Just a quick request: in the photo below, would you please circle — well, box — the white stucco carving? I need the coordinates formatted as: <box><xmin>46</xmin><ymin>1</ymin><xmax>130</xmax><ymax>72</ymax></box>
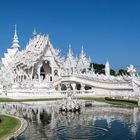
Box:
<box><xmin>0</xmin><ymin>28</ymin><xmax>140</xmax><ymax>99</ymax></box>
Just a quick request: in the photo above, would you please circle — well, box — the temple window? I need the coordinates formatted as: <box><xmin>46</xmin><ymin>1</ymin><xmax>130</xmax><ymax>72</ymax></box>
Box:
<box><xmin>54</xmin><ymin>70</ymin><xmax>58</xmax><ymax>76</ymax></box>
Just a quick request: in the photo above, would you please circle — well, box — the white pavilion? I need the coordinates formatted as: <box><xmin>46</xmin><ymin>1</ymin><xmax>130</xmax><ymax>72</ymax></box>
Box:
<box><xmin>0</xmin><ymin>26</ymin><xmax>140</xmax><ymax>99</ymax></box>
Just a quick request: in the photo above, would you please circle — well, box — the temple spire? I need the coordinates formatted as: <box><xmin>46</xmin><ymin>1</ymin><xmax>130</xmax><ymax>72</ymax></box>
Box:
<box><xmin>68</xmin><ymin>44</ymin><xmax>72</xmax><ymax>55</ymax></box>
<box><xmin>65</xmin><ymin>44</ymin><xmax>77</xmax><ymax>75</ymax></box>
<box><xmin>91</xmin><ymin>64</ymin><xmax>94</xmax><ymax>72</ymax></box>
<box><xmin>12</xmin><ymin>24</ymin><xmax>20</xmax><ymax>49</ymax></box>
<box><xmin>105</xmin><ymin>60</ymin><xmax>110</xmax><ymax>77</ymax></box>
<box><xmin>80</xmin><ymin>45</ymin><xmax>85</xmax><ymax>58</ymax></box>
<box><xmin>81</xmin><ymin>45</ymin><xmax>84</xmax><ymax>54</ymax></box>
<box><xmin>33</xmin><ymin>28</ymin><xmax>37</xmax><ymax>36</ymax></box>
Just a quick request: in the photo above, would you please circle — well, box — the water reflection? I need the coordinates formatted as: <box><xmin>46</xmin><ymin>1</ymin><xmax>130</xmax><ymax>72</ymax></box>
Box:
<box><xmin>0</xmin><ymin>101</ymin><xmax>140</xmax><ymax>140</ymax></box>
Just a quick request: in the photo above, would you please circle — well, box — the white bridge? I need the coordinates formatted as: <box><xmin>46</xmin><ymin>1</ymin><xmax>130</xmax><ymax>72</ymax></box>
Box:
<box><xmin>0</xmin><ymin>73</ymin><xmax>137</xmax><ymax>100</ymax></box>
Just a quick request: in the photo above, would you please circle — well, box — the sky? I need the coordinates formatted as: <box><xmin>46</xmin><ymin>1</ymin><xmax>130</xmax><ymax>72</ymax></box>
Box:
<box><xmin>0</xmin><ymin>0</ymin><xmax>140</xmax><ymax>70</ymax></box>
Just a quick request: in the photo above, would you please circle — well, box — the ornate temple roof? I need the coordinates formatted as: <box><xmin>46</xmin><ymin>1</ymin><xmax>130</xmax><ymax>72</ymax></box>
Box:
<box><xmin>1</xmin><ymin>28</ymin><xmax>91</xmax><ymax>72</ymax></box>
<box><xmin>77</xmin><ymin>46</ymin><xmax>91</xmax><ymax>71</ymax></box>
<box><xmin>14</xmin><ymin>34</ymin><xmax>64</xmax><ymax>69</ymax></box>
<box><xmin>65</xmin><ymin>45</ymin><xmax>77</xmax><ymax>69</ymax></box>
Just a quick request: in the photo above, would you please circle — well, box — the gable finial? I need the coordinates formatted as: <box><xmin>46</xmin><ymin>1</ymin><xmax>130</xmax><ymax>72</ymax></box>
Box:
<box><xmin>11</xmin><ymin>24</ymin><xmax>20</xmax><ymax>49</ymax></box>
<box><xmin>33</xmin><ymin>28</ymin><xmax>37</xmax><ymax>36</ymax></box>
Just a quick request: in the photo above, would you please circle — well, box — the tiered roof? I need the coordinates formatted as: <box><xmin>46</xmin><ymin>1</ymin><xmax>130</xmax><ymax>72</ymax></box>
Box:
<box><xmin>77</xmin><ymin>46</ymin><xmax>91</xmax><ymax>71</ymax></box>
<box><xmin>14</xmin><ymin>34</ymin><xmax>63</xmax><ymax>69</ymax></box>
<box><xmin>2</xmin><ymin>29</ymin><xmax>91</xmax><ymax>73</ymax></box>
<box><xmin>1</xmin><ymin>25</ymin><xmax>20</xmax><ymax>67</ymax></box>
<box><xmin>65</xmin><ymin>45</ymin><xmax>77</xmax><ymax>69</ymax></box>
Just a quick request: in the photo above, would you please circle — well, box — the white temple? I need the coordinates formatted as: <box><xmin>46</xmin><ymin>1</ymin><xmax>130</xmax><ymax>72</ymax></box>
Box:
<box><xmin>0</xmin><ymin>26</ymin><xmax>140</xmax><ymax>99</ymax></box>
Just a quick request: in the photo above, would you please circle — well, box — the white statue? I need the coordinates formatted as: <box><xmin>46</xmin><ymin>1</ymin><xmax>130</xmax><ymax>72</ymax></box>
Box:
<box><xmin>127</xmin><ymin>64</ymin><xmax>136</xmax><ymax>77</ymax></box>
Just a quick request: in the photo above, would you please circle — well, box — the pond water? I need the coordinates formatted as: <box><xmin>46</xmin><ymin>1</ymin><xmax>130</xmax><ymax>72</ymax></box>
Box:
<box><xmin>0</xmin><ymin>101</ymin><xmax>140</xmax><ymax>140</ymax></box>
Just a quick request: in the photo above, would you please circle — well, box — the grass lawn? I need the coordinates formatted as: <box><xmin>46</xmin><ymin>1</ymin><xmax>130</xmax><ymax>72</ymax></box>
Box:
<box><xmin>0</xmin><ymin>115</ymin><xmax>21</xmax><ymax>140</ymax></box>
<box><xmin>77</xmin><ymin>97</ymin><xmax>138</xmax><ymax>107</ymax></box>
<box><xmin>0</xmin><ymin>97</ymin><xmax>138</xmax><ymax>107</ymax></box>
<box><xmin>0</xmin><ymin>98</ymin><xmax>61</xmax><ymax>102</ymax></box>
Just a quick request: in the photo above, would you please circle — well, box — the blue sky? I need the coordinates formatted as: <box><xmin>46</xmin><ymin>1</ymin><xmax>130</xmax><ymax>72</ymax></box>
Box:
<box><xmin>0</xmin><ymin>0</ymin><xmax>140</xmax><ymax>70</ymax></box>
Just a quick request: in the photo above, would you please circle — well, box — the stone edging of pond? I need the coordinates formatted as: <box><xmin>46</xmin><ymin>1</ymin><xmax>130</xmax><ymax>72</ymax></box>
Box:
<box><xmin>2</xmin><ymin>114</ymin><xmax>28</xmax><ymax>140</ymax></box>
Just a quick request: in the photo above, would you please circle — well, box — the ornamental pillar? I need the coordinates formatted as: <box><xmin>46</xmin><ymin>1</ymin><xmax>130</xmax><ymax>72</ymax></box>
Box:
<box><xmin>51</xmin><ymin>67</ymin><xmax>54</xmax><ymax>81</ymax></box>
<box><xmin>71</xmin><ymin>83</ymin><xmax>76</xmax><ymax>90</ymax></box>
<box><xmin>65</xmin><ymin>83</ymin><xmax>71</xmax><ymax>91</ymax></box>
<box><xmin>71</xmin><ymin>83</ymin><xmax>76</xmax><ymax>95</ymax></box>
<box><xmin>31</xmin><ymin>67</ymin><xmax>34</xmax><ymax>81</ymax></box>
<box><xmin>81</xmin><ymin>83</ymin><xmax>85</xmax><ymax>94</ymax></box>
<box><xmin>37</xmin><ymin>66</ymin><xmax>41</xmax><ymax>82</ymax></box>
<box><xmin>57</xmin><ymin>84</ymin><xmax>61</xmax><ymax>91</ymax></box>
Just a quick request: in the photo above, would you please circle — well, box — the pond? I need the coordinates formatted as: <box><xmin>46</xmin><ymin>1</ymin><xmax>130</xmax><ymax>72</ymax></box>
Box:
<box><xmin>0</xmin><ymin>100</ymin><xmax>140</xmax><ymax>140</ymax></box>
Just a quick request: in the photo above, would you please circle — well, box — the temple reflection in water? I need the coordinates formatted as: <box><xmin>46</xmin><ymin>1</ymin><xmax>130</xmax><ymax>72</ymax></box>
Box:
<box><xmin>0</xmin><ymin>101</ymin><xmax>140</xmax><ymax>140</ymax></box>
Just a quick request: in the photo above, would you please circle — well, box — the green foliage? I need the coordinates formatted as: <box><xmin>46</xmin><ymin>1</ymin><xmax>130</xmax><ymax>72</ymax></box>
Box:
<box><xmin>90</xmin><ymin>63</ymin><xmax>116</xmax><ymax>76</ymax></box>
<box><xmin>0</xmin><ymin>98</ymin><xmax>61</xmax><ymax>102</ymax></box>
<box><xmin>105</xmin><ymin>97</ymin><xmax>138</xmax><ymax>105</ymax></box>
<box><xmin>117</xmin><ymin>69</ymin><xmax>129</xmax><ymax>76</ymax></box>
<box><xmin>90</xmin><ymin>63</ymin><xmax>129</xmax><ymax>76</ymax></box>
<box><xmin>110</xmin><ymin>69</ymin><xmax>116</xmax><ymax>76</ymax></box>
<box><xmin>78</xmin><ymin>97</ymin><xmax>138</xmax><ymax>107</ymax></box>
<box><xmin>90</xmin><ymin>63</ymin><xmax>105</xmax><ymax>74</ymax></box>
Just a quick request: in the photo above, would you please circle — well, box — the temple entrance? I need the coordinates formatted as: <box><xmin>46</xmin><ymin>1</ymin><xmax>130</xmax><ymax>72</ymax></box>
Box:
<box><xmin>40</xmin><ymin>61</ymin><xmax>52</xmax><ymax>81</ymax></box>
<box><xmin>40</xmin><ymin>66</ymin><xmax>45</xmax><ymax>80</ymax></box>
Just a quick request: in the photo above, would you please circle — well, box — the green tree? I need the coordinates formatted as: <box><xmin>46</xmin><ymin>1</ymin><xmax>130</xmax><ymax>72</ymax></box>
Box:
<box><xmin>117</xmin><ymin>69</ymin><xmax>129</xmax><ymax>76</ymax></box>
